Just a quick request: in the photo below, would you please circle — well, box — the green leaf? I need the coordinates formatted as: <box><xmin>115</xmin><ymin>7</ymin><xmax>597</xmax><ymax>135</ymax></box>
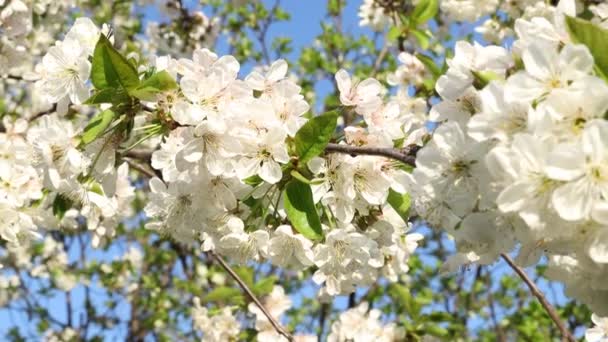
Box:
<box><xmin>238</xmin><ymin>329</ymin><xmax>258</xmax><ymax>342</ymax></box>
<box><xmin>91</xmin><ymin>35</ymin><xmax>109</xmax><ymax>89</ymax></box>
<box><xmin>52</xmin><ymin>194</ymin><xmax>73</xmax><ymax>220</ymax></box>
<box><xmin>387</xmin><ymin>26</ymin><xmax>402</xmax><ymax>42</ymax></box>
<box><xmin>565</xmin><ymin>16</ymin><xmax>608</xmax><ymax>81</ymax></box>
<box><xmin>422</xmin><ymin>324</ymin><xmax>449</xmax><ymax>337</ymax></box>
<box><xmin>387</xmin><ymin>189</ymin><xmax>411</xmax><ymax>222</ymax></box>
<box><xmin>85</xmin><ymin>88</ymin><xmax>130</xmax><ymax>105</ymax></box>
<box><xmin>294</xmin><ymin>111</ymin><xmax>338</xmax><ymax>164</ymax></box>
<box><xmin>129</xmin><ymin>70</ymin><xmax>178</xmax><ymax>101</ymax></box>
<box><xmin>410</xmin><ymin>29</ymin><xmax>431</xmax><ymax>50</ymax></box>
<box><xmin>204</xmin><ymin>287</ymin><xmax>244</xmax><ymax>305</ymax></box>
<box><xmin>81</xmin><ymin>109</ymin><xmax>116</xmax><ymax>145</ymax></box>
<box><xmin>234</xmin><ymin>266</ymin><xmax>254</xmax><ymax>288</ymax></box>
<box><xmin>243</xmin><ymin>174</ymin><xmax>263</xmax><ymax>186</ymax></box>
<box><xmin>252</xmin><ymin>276</ymin><xmax>277</xmax><ymax>296</ymax></box>
<box><xmin>290</xmin><ymin>170</ymin><xmax>311</xmax><ymax>184</ymax></box>
<box><xmin>328</xmin><ymin>0</ymin><xmax>341</xmax><ymax>16</ymax></box>
<box><xmin>283</xmin><ymin>180</ymin><xmax>323</xmax><ymax>240</ymax></box>
<box><xmin>415</xmin><ymin>53</ymin><xmax>442</xmax><ymax>78</ymax></box>
<box><xmin>472</xmin><ymin>70</ymin><xmax>501</xmax><ymax>89</ymax></box>
<box><xmin>91</xmin><ymin>35</ymin><xmax>140</xmax><ymax>91</ymax></box>
<box><xmin>389</xmin><ymin>284</ymin><xmax>420</xmax><ymax>318</ymax></box>
<box><xmin>411</xmin><ymin>0</ymin><xmax>439</xmax><ymax>24</ymax></box>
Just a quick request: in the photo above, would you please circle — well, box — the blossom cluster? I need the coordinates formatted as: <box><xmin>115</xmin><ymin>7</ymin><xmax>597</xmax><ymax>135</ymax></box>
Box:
<box><xmin>327</xmin><ymin>301</ymin><xmax>405</xmax><ymax>342</ymax></box>
<box><xmin>0</xmin><ymin>17</ymin><xmax>135</xmax><ymax>262</ymax></box>
<box><xmin>1</xmin><ymin>1</ymin><xmax>427</xmax><ymax>304</ymax></box>
<box><xmin>192</xmin><ymin>285</ymin><xmax>318</xmax><ymax>341</ymax></box>
<box><xmin>404</xmin><ymin>0</ymin><xmax>608</xmax><ymax>318</ymax></box>
<box><xmin>142</xmin><ymin>48</ymin><xmax>424</xmax><ymax>297</ymax></box>
<box><xmin>191</xmin><ymin>285</ymin><xmax>402</xmax><ymax>342</ymax></box>
<box><xmin>1</xmin><ymin>2</ymin><xmax>428</xmax><ymax>337</ymax></box>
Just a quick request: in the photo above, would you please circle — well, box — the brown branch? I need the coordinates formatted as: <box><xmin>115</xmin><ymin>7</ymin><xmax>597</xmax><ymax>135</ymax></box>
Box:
<box><xmin>209</xmin><ymin>251</ymin><xmax>293</xmax><ymax>341</ymax></box>
<box><xmin>124</xmin><ymin>149</ymin><xmax>153</xmax><ymax>160</ymax></box>
<box><xmin>256</xmin><ymin>0</ymin><xmax>281</xmax><ymax>64</ymax></box>
<box><xmin>317</xmin><ymin>302</ymin><xmax>330</xmax><ymax>340</ymax></box>
<box><xmin>123</xmin><ymin>157</ymin><xmax>158</xmax><ymax>179</ymax></box>
<box><xmin>500</xmin><ymin>253</ymin><xmax>575</xmax><ymax>342</ymax></box>
<box><xmin>28</xmin><ymin>104</ymin><xmax>57</xmax><ymax>121</ymax></box>
<box><xmin>347</xmin><ymin>292</ymin><xmax>356</xmax><ymax>308</ymax></box>
<box><xmin>324</xmin><ymin>143</ymin><xmax>417</xmax><ymax>167</ymax></box>
<box><xmin>123</xmin><ymin>144</ymin><xmax>420</xmax><ymax>173</ymax></box>
<box><xmin>3</xmin><ymin>74</ymin><xmax>23</xmax><ymax>81</ymax></box>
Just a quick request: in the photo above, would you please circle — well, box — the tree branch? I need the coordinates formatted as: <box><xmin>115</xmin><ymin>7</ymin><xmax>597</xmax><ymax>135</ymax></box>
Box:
<box><xmin>324</xmin><ymin>143</ymin><xmax>417</xmax><ymax>167</ymax></box>
<box><xmin>121</xmin><ymin>143</ymin><xmax>420</xmax><ymax>171</ymax></box>
<box><xmin>372</xmin><ymin>39</ymin><xmax>390</xmax><ymax>77</ymax></box>
<box><xmin>256</xmin><ymin>0</ymin><xmax>280</xmax><ymax>64</ymax></box>
<box><xmin>484</xmin><ymin>267</ymin><xmax>506</xmax><ymax>342</ymax></box>
<box><xmin>500</xmin><ymin>253</ymin><xmax>575</xmax><ymax>342</ymax></box>
<box><xmin>3</xmin><ymin>74</ymin><xmax>23</xmax><ymax>81</ymax></box>
<box><xmin>123</xmin><ymin>157</ymin><xmax>159</xmax><ymax>179</ymax></box>
<box><xmin>317</xmin><ymin>302</ymin><xmax>330</xmax><ymax>340</ymax></box>
<box><xmin>209</xmin><ymin>251</ymin><xmax>293</xmax><ymax>341</ymax></box>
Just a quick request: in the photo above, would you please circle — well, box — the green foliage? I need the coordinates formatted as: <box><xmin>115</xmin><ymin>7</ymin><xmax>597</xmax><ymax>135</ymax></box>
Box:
<box><xmin>416</xmin><ymin>53</ymin><xmax>442</xmax><ymax>79</ymax></box>
<box><xmin>81</xmin><ymin>109</ymin><xmax>116</xmax><ymax>144</ymax></box>
<box><xmin>84</xmin><ymin>35</ymin><xmax>179</xmax><ymax>153</ymax></box>
<box><xmin>410</xmin><ymin>28</ymin><xmax>432</xmax><ymax>50</ymax></box>
<box><xmin>84</xmin><ymin>88</ymin><xmax>129</xmax><ymax>105</ymax></box>
<box><xmin>129</xmin><ymin>71</ymin><xmax>178</xmax><ymax>101</ymax></box>
<box><xmin>234</xmin><ymin>266</ymin><xmax>255</xmax><ymax>287</ymax></box>
<box><xmin>387</xmin><ymin>26</ymin><xmax>402</xmax><ymax>42</ymax></box>
<box><xmin>91</xmin><ymin>35</ymin><xmax>177</xmax><ymax>102</ymax></box>
<box><xmin>52</xmin><ymin>194</ymin><xmax>73</xmax><ymax>220</ymax></box>
<box><xmin>472</xmin><ymin>70</ymin><xmax>501</xmax><ymax>89</ymax></box>
<box><xmin>290</xmin><ymin>170</ymin><xmax>312</xmax><ymax>184</ymax></box>
<box><xmin>252</xmin><ymin>276</ymin><xmax>278</xmax><ymax>297</ymax></box>
<box><xmin>390</xmin><ymin>283</ymin><xmax>421</xmax><ymax>319</ymax></box>
<box><xmin>387</xmin><ymin>189</ymin><xmax>411</xmax><ymax>222</ymax></box>
<box><xmin>283</xmin><ymin>179</ymin><xmax>323</xmax><ymax>240</ymax></box>
<box><xmin>411</xmin><ymin>0</ymin><xmax>439</xmax><ymax>25</ymax></box>
<box><xmin>293</xmin><ymin>111</ymin><xmax>338</xmax><ymax>164</ymax></box>
<box><xmin>205</xmin><ymin>287</ymin><xmax>245</xmax><ymax>305</ymax></box>
<box><xmin>91</xmin><ymin>34</ymin><xmax>139</xmax><ymax>91</ymax></box>
<box><xmin>566</xmin><ymin>16</ymin><xmax>608</xmax><ymax>81</ymax></box>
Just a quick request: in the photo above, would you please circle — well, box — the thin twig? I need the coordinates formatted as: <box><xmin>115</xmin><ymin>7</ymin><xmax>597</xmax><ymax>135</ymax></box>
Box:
<box><xmin>123</xmin><ymin>157</ymin><xmax>158</xmax><ymax>179</ymax></box>
<box><xmin>500</xmin><ymin>253</ymin><xmax>575</xmax><ymax>342</ymax></box>
<box><xmin>3</xmin><ymin>74</ymin><xmax>23</xmax><ymax>81</ymax></box>
<box><xmin>372</xmin><ymin>40</ymin><xmax>390</xmax><ymax>77</ymax></box>
<box><xmin>260</xmin><ymin>0</ymin><xmax>281</xmax><ymax>64</ymax></box>
<box><xmin>347</xmin><ymin>292</ymin><xmax>356</xmax><ymax>308</ymax></box>
<box><xmin>317</xmin><ymin>302</ymin><xmax>330</xmax><ymax>340</ymax></box>
<box><xmin>209</xmin><ymin>251</ymin><xmax>293</xmax><ymax>341</ymax></box>
<box><xmin>27</xmin><ymin>104</ymin><xmax>58</xmax><ymax>122</ymax></box>
<box><xmin>124</xmin><ymin>149</ymin><xmax>154</xmax><ymax>160</ymax></box>
<box><xmin>325</xmin><ymin>143</ymin><xmax>417</xmax><ymax>167</ymax></box>
<box><xmin>484</xmin><ymin>267</ymin><xmax>506</xmax><ymax>342</ymax></box>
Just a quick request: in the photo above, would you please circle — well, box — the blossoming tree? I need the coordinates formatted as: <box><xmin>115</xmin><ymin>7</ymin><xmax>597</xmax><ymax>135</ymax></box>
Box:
<box><xmin>1</xmin><ymin>0</ymin><xmax>607</xmax><ymax>340</ymax></box>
